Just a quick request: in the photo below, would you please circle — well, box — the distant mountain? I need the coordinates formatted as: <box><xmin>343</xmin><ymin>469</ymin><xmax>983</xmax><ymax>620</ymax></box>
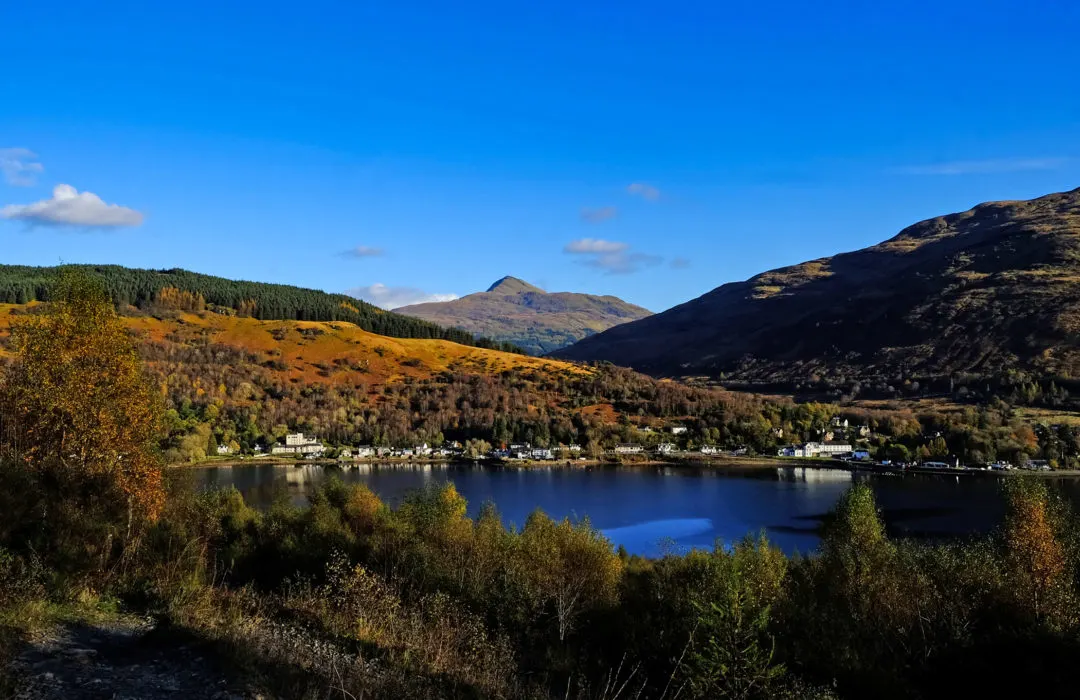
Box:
<box><xmin>554</xmin><ymin>187</ymin><xmax>1080</xmax><ymax>387</ymax></box>
<box><xmin>0</xmin><ymin>264</ymin><xmax>523</xmax><ymax>353</ymax></box>
<box><xmin>396</xmin><ymin>276</ymin><xmax>652</xmax><ymax>355</ymax></box>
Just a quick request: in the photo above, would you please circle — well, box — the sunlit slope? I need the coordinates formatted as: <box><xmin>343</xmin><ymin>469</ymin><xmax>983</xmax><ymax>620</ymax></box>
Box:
<box><xmin>0</xmin><ymin>306</ymin><xmax>589</xmax><ymax>388</ymax></box>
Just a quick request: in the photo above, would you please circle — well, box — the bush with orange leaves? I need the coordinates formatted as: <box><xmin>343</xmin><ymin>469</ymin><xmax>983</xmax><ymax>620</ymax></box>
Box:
<box><xmin>0</xmin><ymin>270</ymin><xmax>165</xmax><ymax>581</ymax></box>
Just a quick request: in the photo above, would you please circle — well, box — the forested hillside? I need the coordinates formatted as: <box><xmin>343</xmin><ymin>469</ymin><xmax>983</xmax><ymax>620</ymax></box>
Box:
<box><xmin>0</xmin><ymin>264</ymin><xmax>523</xmax><ymax>353</ymax></box>
<box><xmin>0</xmin><ymin>302</ymin><xmax>1068</xmax><ymax>468</ymax></box>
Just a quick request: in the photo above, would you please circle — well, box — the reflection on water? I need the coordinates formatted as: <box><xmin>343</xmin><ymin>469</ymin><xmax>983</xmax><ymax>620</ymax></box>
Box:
<box><xmin>777</xmin><ymin>466</ymin><xmax>855</xmax><ymax>483</ymax></box>
<box><xmin>602</xmin><ymin>518</ymin><xmax>714</xmax><ymax>557</ymax></box>
<box><xmin>188</xmin><ymin>462</ymin><xmax>1079</xmax><ymax>557</ymax></box>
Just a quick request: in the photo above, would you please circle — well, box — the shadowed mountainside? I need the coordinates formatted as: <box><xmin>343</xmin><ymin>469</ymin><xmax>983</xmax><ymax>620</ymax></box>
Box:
<box><xmin>397</xmin><ymin>276</ymin><xmax>651</xmax><ymax>354</ymax></box>
<box><xmin>554</xmin><ymin>187</ymin><xmax>1080</xmax><ymax>386</ymax></box>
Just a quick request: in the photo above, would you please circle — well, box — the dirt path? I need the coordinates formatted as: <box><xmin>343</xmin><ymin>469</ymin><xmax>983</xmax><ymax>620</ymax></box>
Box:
<box><xmin>8</xmin><ymin>619</ymin><xmax>253</xmax><ymax>700</ymax></box>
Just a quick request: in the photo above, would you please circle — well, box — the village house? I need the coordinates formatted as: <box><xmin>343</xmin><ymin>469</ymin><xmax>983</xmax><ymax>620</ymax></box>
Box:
<box><xmin>669</xmin><ymin>426</ymin><xmax>688</xmax><ymax>435</ymax></box>
<box><xmin>338</xmin><ymin>448</ymin><xmax>352</xmax><ymax>459</ymax></box>
<box><xmin>531</xmin><ymin>447</ymin><xmax>555</xmax><ymax>460</ymax></box>
<box><xmin>216</xmin><ymin>444</ymin><xmax>232</xmax><ymax>456</ymax></box>
<box><xmin>700</xmin><ymin>445</ymin><xmax>718</xmax><ymax>455</ymax></box>
<box><xmin>567</xmin><ymin>444</ymin><xmax>583</xmax><ymax>453</ymax></box>
<box><xmin>355</xmin><ymin>445</ymin><xmax>375</xmax><ymax>458</ymax></box>
<box><xmin>614</xmin><ymin>443</ymin><xmax>644</xmax><ymax>454</ymax></box>
<box><xmin>655</xmin><ymin>442</ymin><xmax>677</xmax><ymax>454</ymax></box>
<box><xmin>271</xmin><ymin>432</ymin><xmax>325</xmax><ymax>458</ymax></box>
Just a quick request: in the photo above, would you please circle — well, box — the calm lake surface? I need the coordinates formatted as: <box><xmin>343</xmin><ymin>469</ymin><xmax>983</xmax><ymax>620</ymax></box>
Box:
<box><xmin>187</xmin><ymin>462</ymin><xmax>1080</xmax><ymax>557</ymax></box>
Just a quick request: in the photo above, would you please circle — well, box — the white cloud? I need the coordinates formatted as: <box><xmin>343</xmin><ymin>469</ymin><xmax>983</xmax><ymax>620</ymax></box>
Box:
<box><xmin>1</xmin><ymin>184</ymin><xmax>144</xmax><ymax>227</ymax></box>
<box><xmin>580</xmin><ymin>206</ymin><xmax>618</xmax><ymax>223</ymax></box>
<box><xmin>0</xmin><ymin>148</ymin><xmax>44</xmax><ymax>186</ymax></box>
<box><xmin>564</xmin><ymin>238</ymin><xmax>662</xmax><ymax>274</ymax></box>
<box><xmin>626</xmin><ymin>182</ymin><xmax>661</xmax><ymax>201</ymax></box>
<box><xmin>340</xmin><ymin>245</ymin><xmax>385</xmax><ymax>258</ymax></box>
<box><xmin>670</xmin><ymin>257</ymin><xmax>691</xmax><ymax>269</ymax></box>
<box><xmin>891</xmin><ymin>157</ymin><xmax>1069</xmax><ymax>176</ymax></box>
<box><xmin>564</xmin><ymin>238</ymin><xmax>629</xmax><ymax>254</ymax></box>
<box><xmin>346</xmin><ymin>283</ymin><xmax>458</xmax><ymax>309</ymax></box>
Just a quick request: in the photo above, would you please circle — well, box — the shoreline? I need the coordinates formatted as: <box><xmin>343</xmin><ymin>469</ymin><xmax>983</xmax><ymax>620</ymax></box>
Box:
<box><xmin>168</xmin><ymin>453</ymin><xmax>1080</xmax><ymax>478</ymax></box>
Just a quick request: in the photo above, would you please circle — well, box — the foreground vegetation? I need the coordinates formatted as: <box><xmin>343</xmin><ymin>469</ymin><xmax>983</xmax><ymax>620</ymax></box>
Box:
<box><xmin>6</xmin><ymin>273</ymin><xmax>1080</xmax><ymax>698</ymax></box>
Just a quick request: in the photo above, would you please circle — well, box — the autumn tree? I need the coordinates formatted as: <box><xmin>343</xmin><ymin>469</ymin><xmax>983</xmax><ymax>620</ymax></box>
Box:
<box><xmin>1002</xmin><ymin>478</ymin><xmax>1075</xmax><ymax>627</ymax></box>
<box><xmin>519</xmin><ymin>511</ymin><xmax>623</xmax><ymax>641</ymax></box>
<box><xmin>0</xmin><ymin>270</ymin><xmax>165</xmax><ymax>574</ymax></box>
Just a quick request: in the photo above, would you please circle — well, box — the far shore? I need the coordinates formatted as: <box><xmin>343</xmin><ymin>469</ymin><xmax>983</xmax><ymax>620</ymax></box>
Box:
<box><xmin>168</xmin><ymin>453</ymin><xmax>1080</xmax><ymax>478</ymax></box>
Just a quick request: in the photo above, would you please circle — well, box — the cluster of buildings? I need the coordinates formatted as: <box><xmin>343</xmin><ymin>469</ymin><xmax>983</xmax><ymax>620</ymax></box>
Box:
<box><xmin>271</xmin><ymin>432</ymin><xmax>327</xmax><ymax>458</ymax></box>
<box><xmin>776</xmin><ymin>417</ymin><xmax>872</xmax><ymax>460</ymax></box>
<box><xmin>495</xmin><ymin>443</ymin><xmax>583</xmax><ymax>461</ymax></box>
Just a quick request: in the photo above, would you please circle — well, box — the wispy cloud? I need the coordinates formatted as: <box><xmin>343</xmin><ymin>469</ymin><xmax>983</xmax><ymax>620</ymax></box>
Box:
<box><xmin>339</xmin><ymin>245</ymin><xmax>385</xmax><ymax>258</ymax></box>
<box><xmin>670</xmin><ymin>257</ymin><xmax>691</xmax><ymax>269</ymax></box>
<box><xmin>564</xmin><ymin>238</ymin><xmax>662</xmax><ymax>275</ymax></box>
<box><xmin>564</xmin><ymin>238</ymin><xmax>629</xmax><ymax>254</ymax></box>
<box><xmin>580</xmin><ymin>206</ymin><xmax>618</xmax><ymax>224</ymax></box>
<box><xmin>626</xmin><ymin>182</ymin><xmax>661</xmax><ymax>201</ymax></box>
<box><xmin>0</xmin><ymin>148</ymin><xmax>44</xmax><ymax>186</ymax></box>
<box><xmin>345</xmin><ymin>283</ymin><xmax>458</xmax><ymax>310</ymax></box>
<box><xmin>891</xmin><ymin>157</ymin><xmax>1069</xmax><ymax>176</ymax></box>
<box><xmin>1</xmin><ymin>184</ymin><xmax>143</xmax><ymax>228</ymax></box>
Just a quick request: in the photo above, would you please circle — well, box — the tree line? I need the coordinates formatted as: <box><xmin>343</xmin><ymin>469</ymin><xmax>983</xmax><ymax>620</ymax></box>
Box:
<box><xmin>0</xmin><ymin>263</ymin><xmax>524</xmax><ymax>353</ymax></box>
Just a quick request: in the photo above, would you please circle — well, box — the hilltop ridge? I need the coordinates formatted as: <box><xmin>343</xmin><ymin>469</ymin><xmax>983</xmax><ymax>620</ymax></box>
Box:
<box><xmin>397</xmin><ymin>277</ymin><xmax>652</xmax><ymax>354</ymax></box>
<box><xmin>0</xmin><ymin>263</ymin><xmax>523</xmax><ymax>354</ymax></box>
<box><xmin>554</xmin><ymin>187</ymin><xmax>1080</xmax><ymax>392</ymax></box>
<box><xmin>486</xmin><ymin>276</ymin><xmax>545</xmax><ymax>294</ymax></box>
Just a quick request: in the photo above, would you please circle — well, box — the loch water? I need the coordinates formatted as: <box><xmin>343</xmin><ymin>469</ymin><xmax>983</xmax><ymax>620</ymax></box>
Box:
<box><xmin>188</xmin><ymin>462</ymin><xmax>1079</xmax><ymax>557</ymax></box>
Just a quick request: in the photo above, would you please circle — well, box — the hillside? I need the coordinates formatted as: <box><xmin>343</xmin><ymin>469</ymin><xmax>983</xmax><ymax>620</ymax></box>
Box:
<box><xmin>397</xmin><ymin>276</ymin><xmax>652</xmax><ymax>354</ymax></box>
<box><xmin>554</xmin><ymin>187</ymin><xmax>1080</xmax><ymax>390</ymax></box>
<box><xmin>0</xmin><ymin>264</ymin><xmax>523</xmax><ymax>353</ymax></box>
<box><xmin>0</xmin><ymin>303</ymin><xmax>777</xmax><ymax>456</ymax></box>
<box><xmin>0</xmin><ymin>300</ymin><xmax>1065</xmax><ymax>468</ymax></box>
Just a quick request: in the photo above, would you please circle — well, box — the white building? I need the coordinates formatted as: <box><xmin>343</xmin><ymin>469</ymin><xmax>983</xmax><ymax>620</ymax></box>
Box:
<box><xmin>272</xmin><ymin>432</ymin><xmax>325</xmax><ymax>457</ymax></box>
<box><xmin>656</xmin><ymin>442</ymin><xmax>677</xmax><ymax>454</ymax></box>
<box><xmin>780</xmin><ymin>441</ymin><xmax>852</xmax><ymax>458</ymax></box>
<box><xmin>614</xmin><ymin>443</ymin><xmax>643</xmax><ymax>454</ymax></box>
<box><xmin>217</xmin><ymin>444</ymin><xmax>232</xmax><ymax>456</ymax></box>
<box><xmin>355</xmin><ymin>446</ymin><xmax>375</xmax><ymax>458</ymax></box>
<box><xmin>669</xmin><ymin>426</ymin><xmax>688</xmax><ymax>435</ymax></box>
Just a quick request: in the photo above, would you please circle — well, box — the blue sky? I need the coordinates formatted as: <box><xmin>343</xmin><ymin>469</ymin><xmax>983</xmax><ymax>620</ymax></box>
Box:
<box><xmin>2</xmin><ymin>0</ymin><xmax>1078</xmax><ymax>312</ymax></box>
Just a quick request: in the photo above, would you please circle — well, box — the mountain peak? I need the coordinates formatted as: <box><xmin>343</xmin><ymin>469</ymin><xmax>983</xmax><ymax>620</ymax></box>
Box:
<box><xmin>486</xmin><ymin>276</ymin><xmax>545</xmax><ymax>294</ymax></box>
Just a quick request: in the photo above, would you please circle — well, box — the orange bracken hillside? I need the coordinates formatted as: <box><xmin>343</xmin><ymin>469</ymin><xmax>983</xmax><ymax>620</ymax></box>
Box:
<box><xmin>0</xmin><ymin>305</ymin><xmax>590</xmax><ymax>389</ymax></box>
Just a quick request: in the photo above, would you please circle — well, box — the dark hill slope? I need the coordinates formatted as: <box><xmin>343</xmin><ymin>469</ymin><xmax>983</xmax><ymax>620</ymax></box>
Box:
<box><xmin>554</xmin><ymin>188</ymin><xmax>1080</xmax><ymax>384</ymax></box>
<box><xmin>397</xmin><ymin>276</ymin><xmax>652</xmax><ymax>355</ymax></box>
